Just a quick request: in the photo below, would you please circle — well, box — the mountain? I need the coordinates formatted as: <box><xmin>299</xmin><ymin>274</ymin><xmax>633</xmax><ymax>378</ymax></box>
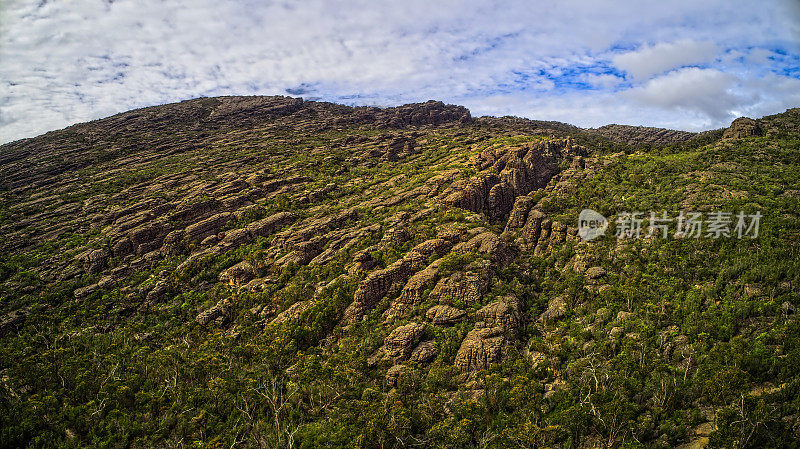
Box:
<box><xmin>1</xmin><ymin>96</ymin><xmax>799</xmax><ymax>448</ymax></box>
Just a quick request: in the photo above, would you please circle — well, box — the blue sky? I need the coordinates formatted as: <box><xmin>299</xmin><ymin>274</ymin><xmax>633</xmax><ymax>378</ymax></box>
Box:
<box><xmin>1</xmin><ymin>0</ymin><xmax>799</xmax><ymax>144</ymax></box>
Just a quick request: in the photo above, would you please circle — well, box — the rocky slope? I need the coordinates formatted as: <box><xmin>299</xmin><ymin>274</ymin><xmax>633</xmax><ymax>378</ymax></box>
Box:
<box><xmin>1</xmin><ymin>98</ymin><xmax>799</xmax><ymax>448</ymax></box>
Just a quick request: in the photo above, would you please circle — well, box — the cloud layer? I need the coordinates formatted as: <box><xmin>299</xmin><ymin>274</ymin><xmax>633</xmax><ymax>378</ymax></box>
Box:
<box><xmin>1</xmin><ymin>0</ymin><xmax>799</xmax><ymax>143</ymax></box>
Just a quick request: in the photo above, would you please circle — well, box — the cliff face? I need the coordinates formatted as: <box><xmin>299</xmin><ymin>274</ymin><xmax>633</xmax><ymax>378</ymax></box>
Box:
<box><xmin>1</xmin><ymin>98</ymin><xmax>799</xmax><ymax>448</ymax></box>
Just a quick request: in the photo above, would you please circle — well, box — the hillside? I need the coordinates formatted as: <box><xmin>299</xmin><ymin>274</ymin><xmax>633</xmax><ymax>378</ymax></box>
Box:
<box><xmin>1</xmin><ymin>96</ymin><xmax>799</xmax><ymax>448</ymax></box>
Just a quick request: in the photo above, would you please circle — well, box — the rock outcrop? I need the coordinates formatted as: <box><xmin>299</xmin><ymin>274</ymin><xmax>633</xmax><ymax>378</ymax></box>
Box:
<box><xmin>429</xmin><ymin>263</ymin><xmax>490</xmax><ymax>306</ymax></box>
<box><xmin>0</xmin><ymin>308</ymin><xmax>28</xmax><ymax>337</ymax></box>
<box><xmin>454</xmin><ymin>327</ymin><xmax>507</xmax><ymax>373</ymax></box>
<box><xmin>426</xmin><ymin>305</ymin><xmax>466</xmax><ymax>326</ymax></box>
<box><xmin>385</xmin><ymin>259</ymin><xmax>443</xmax><ymax>320</ymax></box>
<box><xmin>342</xmin><ymin>239</ymin><xmax>453</xmax><ymax>324</ymax></box>
<box><xmin>454</xmin><ymin>297</ymin><xmax>521</xmax><ymax>373</ymax></box>
<box><xmin>723</xmin><ymin>117</ymin><xmax>762</xmax><ymax>139</ymax></box>
<box><xmin>384</xmin><ymin>323</ymin><xmax>427</xmax><ymax>362</ymax></box>
<box><xmin>438</xmin><ymin>138</ymin><xmax>585</xmax><ymax>218</ymax></box>
<box><xmin>409</xmin><ymin>340</ymin><xmax>438</xmax><ymax>364</ymax></box>
<box><xmin>539</xmin><ymin>296</ymin><xmax>567</xmax><ymax>322</ymax></box>
<box><xmin>475</xmin><ymin>297</ymin><xmax>520</xmax><ymax>334</ymax></box>
<box><xmin>196</xmin><ymin>298</ymin><xmax>232</xmax><ymax>326</ymax></box>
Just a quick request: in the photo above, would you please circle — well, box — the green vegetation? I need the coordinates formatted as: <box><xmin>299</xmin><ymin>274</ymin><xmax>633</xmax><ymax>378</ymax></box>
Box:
<box><xmin>0</xmin><ymin>99</ymin><xmax>798</xmax><ymax>448</ymax></box>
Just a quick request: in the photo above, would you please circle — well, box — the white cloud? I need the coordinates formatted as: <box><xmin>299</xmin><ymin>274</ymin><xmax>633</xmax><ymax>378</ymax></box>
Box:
<box><xmin>624</xmin><ymin>68</ymin><xmax>740</xmax><ymax>120</ymax></box>
<box><xmin>580</xmin><ymin>73</ymin><xmax>624</xmax><ymax>89</ymax></box>
<box><xmin>0</xmin><ymin>0</ymin><xmax>799</xmax><ymax>143</ymax></box>
<box><xmin>612</xmin><ymin>40</ymin><xmax>719</xmax><ymax>80</ymax></box>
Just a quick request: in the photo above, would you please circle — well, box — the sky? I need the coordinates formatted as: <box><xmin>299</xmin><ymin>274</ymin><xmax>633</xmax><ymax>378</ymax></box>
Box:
<box><xmin>1</xmin><ymin>0</ymin><xmax>800</xmax><ymax>144</ymax></box>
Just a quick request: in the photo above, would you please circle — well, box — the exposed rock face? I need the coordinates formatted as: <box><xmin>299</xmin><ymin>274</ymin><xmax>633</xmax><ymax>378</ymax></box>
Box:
<box><xmin>185</xmin><ymin>213</ymin><xmax>232</xmax><ymax>242</ymax></box>
<box><xmin>4</xmin><ymin>92</ymin><xmax>797</xmax><ymax>448</ymax></box>
<box><xmin>380</xmin><ymin>227</ymin><xmax>410</xmax><ymax>246</ymax></box>
<box><xmin>349</xmin><ymin>246</ymin><xmax>378</xmax><ymax>274</ymax></box>
<box><xmin>310</xmin><ymin>224</ymin><xmax>380</xmax><ymax>266</ymax></box>
<box><xmin>385</xmin><ymin>364</ymin><xmax>410</xmax><ymax>387</ymax></box>
<box><xmin>426</xmin><ymin>305</ymin><xmax>466</xmax><ymax>326</ymax></box>
<box><xmin>161</xmin><ymin>230</ymin><xmax>186</xmax><ymax>256</ymax></box>
<box><xmin>145</xmin><ymin>280</ymin><xmax>170</xmax><ymax>304</ymax></box>
<box><xmin>171</xmin><ymin>198</ymin><xmax>221</xmax><ymax>224</ymax></box>
<box><xmin>440</xmin><ymin>174</ymin><xmax>501</xmax><ymax>215</ymax></box>
<box><xmin>196</xmin><ymin>298</ymin><xmax>232</xmax><ymax>326</ymax></box>
<box><xmin>275</xmin><ymin>235</ymin><xmax>327</xmax><ymax>268</ymax></box>
<box><xmin>385</xmin><ymin>260</ymin><xmax>442</xmax><ymax>320</ymax></box>
<box><xmin>587</xmin><ymin>124</ymin><xmax>696</xmax><ymax>145</ymax></box>
<box><xmin>219</xmin><ymin>261</ymin><xmax>256</xmax><ymax>286</ymax></box>
<box><xmin>439</xmin><ymin>138</ymin><xmax>585</xmax><ymax>218</ymax></box>
<box><xmin>539</xmin><ymin>296</ymin><xmax>567</xmax><ymax>322</ymax></box>
<box><xmin>475</xmin><ymin>297</ymin><xmax>520</xmax><ymax>334</ymax></box>
<box><xmin>453</xmin><ymin>231</ymin><xmax>512</xmax><ymax>266</ymax></box>
<box><xmin>83</xmin><ymin>248</ymin><xmax>110</xmax><ymax>273</ymax></box>
<box><xmin>723</xmin><ymin>117</ymin><xmax>762</xmax><ymax>139</ymax></box>
<box><xmin>430</xmin><ymin>264</ymin><xmax>490</xmax><ymax>306</ymax></box>
<box><xmin>364</xmin><ymin>136</ymin><xmax>419</xmax><ymax>162</ymax></box>
<box><xmin>377</xmin><ymin>100</ymin><xmax>472</xmax><ymax>128</ymax></box>
<box><xmin>0</xmin><ymin>308</ymin><xmax>28</xmax><ymax>337</ymax></box>
<box><xmin>384</xmin><ymin>323</ymin><xmax>426</xmax><ymax>361</ymax></box>
<box><xmin>454</xmin><ymin>297</ymin><xmax>520</xmax><ymax>373</ymax></box>
<box><xmin>342</xmin><ymin>239</ymin><xmax>453</xmax><ymax>324</ymax></box>
<box><xmin>503</xmin><ymin>195</ymin><xmax>534</xmax><ymax>236</ymax></box>
<box><xmin>273</xmin><ymin>208</ymin><xmax>358</xmax><ymax>250</ymax></box>
<box><xmin>409</xmin><ymin>340</ymin><xmax>438</xmax><ymax>364</ymax></box>
<box><xmin>454</xmin><ymin>327</ymin><xmax>507</xmax><ymax>373</ymax></box>
<box><xmin>246</xmin><ymin>212</ymin><xmax>297</xmax><ymax>237</ymax></box>
<box><xmin>498</xmin><ymin>202</ymin><xmax>575</xmax><ymax>256</ymax></box>
<box><xmin>343</xmin><ymin>259</ymin><xmax>410</xmax><ymax>324</ymax></box>
<box><xmin>270</xmin><ymin>300</ymin><xmax>313</xmax><ymax>325</ymax></box>
<box><xmin>219</xmin><ymin>228</ymin><xmax>253</xmax><ymax>248</ymax></box>
<box><xmin>521</xmin><ymin>209</ymin><xmax>546</xmax><ymax>244</ymax></box>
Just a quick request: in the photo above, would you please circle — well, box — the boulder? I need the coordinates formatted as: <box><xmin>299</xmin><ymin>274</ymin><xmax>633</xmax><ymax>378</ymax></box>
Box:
<box><xmin>429</xmin><ymin>264</ymin><xmax>490</xmax><ymax>306</ymax></box>
<box><xmin>426</xmin><ymin>305</ymin><xmax>466</xmax><ymax>326</ymax></box>
<box><xmin>219</xmin><ymin>228</ymin><xmax>253</xmax><ymax>248</ymax></box>
<box><xmin>384</xmin><ymin>323</ymin><xmax>426</xmax><ymax>361</ymax></box>
<box><xmin>539</xmin><ymin>296</ymin><xmax>567</xmax><ymax>322</ymax></box>
<box><xmin>454</xmin><ymin>327</ymin><xmax>506</xmax><ymax>373</ymax></box>
<box><xmin>409</xmin><ymin>340</ymin><xmax>438</xmax><ymax>364</ymax></box>
<box><xmin>246</xmin><ymin>211</ymin><xmax>297</xmax><ymax>237</ymax></box>
<box><xmin>196</xmin><ymin>298</ymin><xmax>232</xmax><ymax>326</ymax></box>
<box><xmin>386</xmin><ymin>364</ymin><xmax>410</xmax><ymax>387</ymax></box>
<box><xmin>475</xmin><ymin>298</ymin><xmax>520</xmax><ymax>332</ymax></box>
<box><xmin>219</xmin><ymin>261</ymin><xmax>256</xmax><ymax>285</ymax></box>
<box><xmin>585</xmin><ymin>266</ymin><xmax>607</xmax><ymax>280</ymax></box>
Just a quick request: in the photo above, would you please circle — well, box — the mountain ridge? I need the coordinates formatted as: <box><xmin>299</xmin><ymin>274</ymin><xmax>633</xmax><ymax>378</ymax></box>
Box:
<box><xmin>4</xmin><ymin>94</ymin><xmax>765</xmax><ymax>150</ymax></box>
<box><xmin>1</xmin><ymin>96</ymin><xmax>799</xmax><ymax>448</ymax></box>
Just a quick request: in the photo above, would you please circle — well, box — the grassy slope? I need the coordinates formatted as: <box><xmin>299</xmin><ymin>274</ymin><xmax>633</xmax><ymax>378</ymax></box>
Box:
<box><xmin>0</xmin><ymin>106</ymin><xmax>798</xmax><ymax>448</ymax></box>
